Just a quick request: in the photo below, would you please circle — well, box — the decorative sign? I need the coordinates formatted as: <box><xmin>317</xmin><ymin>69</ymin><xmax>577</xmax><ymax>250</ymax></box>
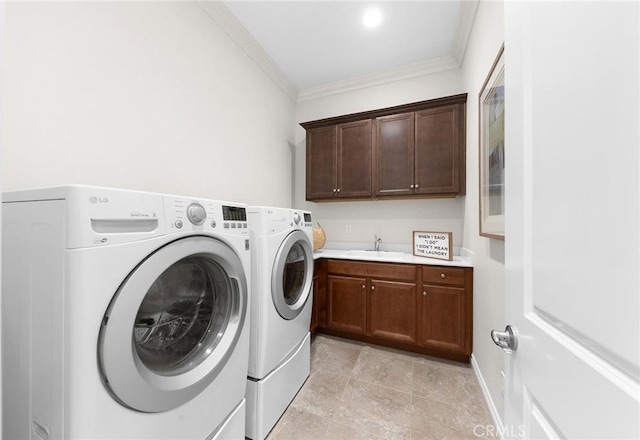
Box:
<box><xmin>412</xmin><ymin>231</ymin><xmax>453</xmax><ymax>261</ymax></box>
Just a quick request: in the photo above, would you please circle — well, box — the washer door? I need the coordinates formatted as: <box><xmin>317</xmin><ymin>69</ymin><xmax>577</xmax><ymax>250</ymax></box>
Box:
<box><xmin>271</xmin><ymin>230</ymin><xmax>313</xmax><ymax>320</ymax></box>
<box><xmin>98</xmin><ymin>236</ymin><xmax>247</xmax><ymax>413</ymax></box>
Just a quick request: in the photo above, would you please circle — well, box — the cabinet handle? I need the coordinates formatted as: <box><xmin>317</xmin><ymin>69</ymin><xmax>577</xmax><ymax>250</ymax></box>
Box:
<box><xmin>415</xmin><ymin>184</ymin><xmax>419</xmax><ymax>188</ymax></box>
<box><xmin>362</xmin><ymin>284</ymin><xmax>365</xmax><ymax>289</ymax></box>
<box><xmin>410</xmin><ymin>184</ymin><xmax>415</xmax><ymax>189</ymax></box>
<box><xmin>332</xmin><ymin>188</ymin><xmax>337</xmax><ymax>193</ymax></box>
<box><xmin>440</xmin><ymin>273</ymin><xmax>446</xmax><ymax>278</ymax></box>
<box><xmin>423</xmin><ymin>291</ymin><xmax>427</xmax><ymax>296</ymax></box>
<box><xmin>371</xmin><ymin>285</ymin><xmax>375</xmax><ymax>290</ymax></box>
<box><xmin>337</xmin><ymin>188</ymin><xmax>341</xmax><ymax>193</ymax></box>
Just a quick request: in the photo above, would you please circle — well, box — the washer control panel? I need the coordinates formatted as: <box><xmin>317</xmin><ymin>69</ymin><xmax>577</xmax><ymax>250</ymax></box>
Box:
<box><xmin>164</xmin><ymin>196</ymin><xmax>248</xmax><ymax>236</ymax></box>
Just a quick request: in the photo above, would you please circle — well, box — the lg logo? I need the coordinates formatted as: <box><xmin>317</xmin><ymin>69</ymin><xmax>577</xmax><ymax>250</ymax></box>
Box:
<box><xmin>89</xmin><ymin>196</ymin><xmax>109</xmax><ymax>203</ymax></box>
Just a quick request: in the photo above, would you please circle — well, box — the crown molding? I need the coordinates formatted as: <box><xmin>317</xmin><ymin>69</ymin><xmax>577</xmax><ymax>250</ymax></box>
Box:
<box><xmin>197</xmin><ymin>1</ymin><xmax>298</xmax><ymax>101</ymax></box>
<box><xmin>297</xmin><ymin>55</ymin><xmax>460</xmax><ymax>102</ymax></box>
<box><xmin>452</xmin><ymin>0</ymin><xmax>480</xmax><ymax>65</ymax></box>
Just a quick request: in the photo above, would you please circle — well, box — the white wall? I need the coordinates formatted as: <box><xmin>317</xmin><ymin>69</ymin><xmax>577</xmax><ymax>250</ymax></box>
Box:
<box><xmin>294</xmin><ymin>69</ymin><xmax>466</xmax><ymax>249</ymax></box>
<box><xmin>460</xmin><ymin>0</ymin><xmax>506</xmax><ymax>422</ymax></box>
<box><xmin>2</xmin><ymin>1</ymin><xmax>295</xmax><ymax>206</ymax></box>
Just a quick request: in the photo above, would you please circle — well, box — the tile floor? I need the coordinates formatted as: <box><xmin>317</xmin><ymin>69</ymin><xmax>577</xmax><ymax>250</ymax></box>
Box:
<box><xmin>268</xmin><ymin>334</ymin><xmax>493</xmax><ymax>440</ymax></box>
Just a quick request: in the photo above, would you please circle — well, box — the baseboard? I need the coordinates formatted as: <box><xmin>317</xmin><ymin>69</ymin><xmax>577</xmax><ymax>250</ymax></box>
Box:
<box><xmin>470</xmin><ymin>354</ymin><xmax>506</xmax><ymax>439</ymax></box>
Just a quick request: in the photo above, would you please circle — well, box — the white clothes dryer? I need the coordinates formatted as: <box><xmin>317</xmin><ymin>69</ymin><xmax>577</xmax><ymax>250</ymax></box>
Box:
<box><xmin>2</xmin><ymin>185</ymin><xmax>251</xmax><ymax>440</ymax></box>
<box><xmin>245</xmin><ymin>206</ymin><xmax>314</xmax><ymax>440</ymax></box>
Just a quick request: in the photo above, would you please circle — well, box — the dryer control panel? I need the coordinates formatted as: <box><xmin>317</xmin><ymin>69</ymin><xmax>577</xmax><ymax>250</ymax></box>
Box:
<box><xmin>303</xmin><ymin>212</ymin><xmax>312</xmax><ymax>227</ymax></box>
<box><xmin>247</xmin><ymin>206</ymin><xmax>313</xmax><ymax>235</ymax></box>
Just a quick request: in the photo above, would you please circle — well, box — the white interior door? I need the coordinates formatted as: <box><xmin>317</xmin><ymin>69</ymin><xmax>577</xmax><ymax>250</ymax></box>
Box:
<box><xmin>503</xmin><ymin>2</ymin><xmax>640</xmax><ymax>438</ymax></box>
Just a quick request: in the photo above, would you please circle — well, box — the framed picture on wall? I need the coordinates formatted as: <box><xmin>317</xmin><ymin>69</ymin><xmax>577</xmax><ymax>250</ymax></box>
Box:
<box><xmin>479</xmin><ymin>44</ymin><xmax>505</xmax><ymax>240</ymax></box>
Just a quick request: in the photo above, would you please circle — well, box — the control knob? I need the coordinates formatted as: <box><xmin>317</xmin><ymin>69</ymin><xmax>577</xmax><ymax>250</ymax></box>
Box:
<box><xmin>186</xmin><ymin>203</ymin><xmax>207</xmax><ymax>226</ymax></box>
<box><xmin>292</xmin><ymin>212</ymin><xmax>301</xmax><ymax>225</ymax></box>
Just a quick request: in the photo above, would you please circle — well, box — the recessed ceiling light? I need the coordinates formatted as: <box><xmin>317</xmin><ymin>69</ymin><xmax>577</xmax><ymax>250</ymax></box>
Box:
<box><xmin>363</xmin><ymin>7</ymin><xmax>382</xmax><ymax>28</ymax></box>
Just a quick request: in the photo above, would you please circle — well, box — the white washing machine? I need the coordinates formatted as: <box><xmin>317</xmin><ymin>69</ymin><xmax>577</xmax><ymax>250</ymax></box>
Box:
<box><xmin>245</xmin><ymin>206</ymin><xmax>314</xmax><ymax>440</ymax></box>
<box><xmin>2</xmin><ymin>185</ymin><xmax>251</xmax><ymax>440</ymax></box>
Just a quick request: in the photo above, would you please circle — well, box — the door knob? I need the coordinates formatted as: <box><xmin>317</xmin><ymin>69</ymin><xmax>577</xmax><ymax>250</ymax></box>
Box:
<box><xmin>491</xmin><ymin>325</ymin><xmax>519</xmax><ymax>354</ymax></box>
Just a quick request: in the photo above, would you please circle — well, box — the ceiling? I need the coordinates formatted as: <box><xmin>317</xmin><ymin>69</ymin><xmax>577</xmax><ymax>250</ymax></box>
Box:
<box><xmin>218</xmin><ymin>0</ymin><xmax>478</xmax><ymax>98</ymax></box>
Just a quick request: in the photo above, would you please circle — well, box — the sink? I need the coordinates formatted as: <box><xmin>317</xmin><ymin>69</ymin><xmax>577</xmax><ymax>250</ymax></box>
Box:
<box><xmin>345</xmin><ymin>250</ymin><xmax>405</xmax><ymax>260</ymax></box>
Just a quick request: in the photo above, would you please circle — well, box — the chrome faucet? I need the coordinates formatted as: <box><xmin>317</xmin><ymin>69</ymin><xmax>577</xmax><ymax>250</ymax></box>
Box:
<box><xmin>374</xmin><ymin>235</ymin><xmax>382</xmax><ymax>252</ymax></box>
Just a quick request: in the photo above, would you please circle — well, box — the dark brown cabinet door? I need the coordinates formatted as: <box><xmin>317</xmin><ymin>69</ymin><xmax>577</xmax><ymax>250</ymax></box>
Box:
<box><xmin>373</xmin><ymin>113</ymin><xmax>414</xmax><ymax>196</ymax></box>
<box><xmin>327</xmin><ymin>275</ymin><xmax>367</xmax><ymax>334</ymax></box>
<box><xmin>420</xmin><ymin>284</ymin><xmax>468</xmax><ymax>354</ymax></box>
<box><xmin>337</xmin><ymin>120</ymin><xmax>372</xmax><ymax>198</ymax></box>
<box><xmin>368</xmin><ymin>279</ymin><xmax>417</xmax><ymax>343</ymax></box>
<box><xmin>415</xmin><ymin>105</ymin><xmax>462</xmax><ymax>195</ymax></box>
<box><xmin>306</xmin><ymin>126</ymin><xmax>337</xmax><ymax>199</ymax></box>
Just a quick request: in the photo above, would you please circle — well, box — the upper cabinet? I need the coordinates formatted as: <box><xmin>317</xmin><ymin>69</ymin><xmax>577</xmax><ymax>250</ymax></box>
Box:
<box><xmin>306</xmin><ymin>125</ymin><xmax>336</xmax><ymax>200</ymax></box>
<box><xmin>306</xmin><ymin>120</ymin><xmax>372</xmax><ymax>199</ymax></box>
<box><xmin>413</xmin><ymin>104</ymin><xmax>465</xmax><ymax>196</ymax></box>
<box><xmin>373</xmin><ymin>112</ymin><xmax>415</xmax><ymax>197</ymax></box>
<box><xmin>302</xmin><ymin>94</ymin><xmax>466</xmax><ymax>202</ymax></box>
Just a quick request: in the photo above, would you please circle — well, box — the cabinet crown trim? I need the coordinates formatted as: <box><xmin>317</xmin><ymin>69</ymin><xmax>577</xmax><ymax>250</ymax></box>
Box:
<box><xmin>300</xmin><ymin>93</ymin><xmax>467</xmax><ymax>129</ymax></box>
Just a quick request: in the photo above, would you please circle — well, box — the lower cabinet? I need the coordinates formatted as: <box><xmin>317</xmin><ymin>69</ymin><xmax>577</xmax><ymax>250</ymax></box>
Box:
<box><xmin>312</xmin><ymin>258</ymin><xmax>473</xmax><ymax>363</ymax></box>
<box><xmin>420</xmin><ymin>265</ymin><xmax>472</xmax><ymax>356</ymax></box>
<box><xmin>327</xmin><ymin>275</ymin><xmax>367</xmax><ymax>334</ymax></box>
<box><xmin>369</xmin><ymin>279</ymin><xmax>418</xmax><ymax>344</ymax></box>
<box><xmin>421</xmin><ymin>284</ymin><xmax>468</xmax><ymax>353</ymax></box>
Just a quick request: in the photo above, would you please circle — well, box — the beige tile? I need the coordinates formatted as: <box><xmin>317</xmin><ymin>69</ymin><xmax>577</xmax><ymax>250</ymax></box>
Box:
<box><xmin>462</xmin><ymin>383</ymin><xmax>493</xmax><ymax>421</ymax></box>
<box><xmin>311</xmin><ymin>336</ymin><xmax>363</xmax><ymax>376</ymax></box>
<box><xmin>311</xmin><ymin>334</ymin><xmax>367</xmax><ymax>352</ymax></box>
<box><xmin>313</xmin><ymin>334</ymin><xmax>365</xmax><ymax>347</ymax></box>
<box><xmin>412</xmin><ymin>359</ymin><xmax>480</xmax><ymax>406</ymax></box>
<box><xmin>266</xmin><ymin>406</ymin><xmax>328</xmax><ymax>440</ymax></box>
<box><xmin>411</xmin><ymin>394</ymin><xmax>492</xmax><ymax>440</ymax></box>
<box><xmin>290</xmin><ymin>370</ymin><xmax>349</xmax><ymax>419</ymax></box>
<box><xmin>361</xmin><ymin>343</ymin><xmax>417</xmax><ymax>362</ymax></box>
<box><xmin>323</xmin><ymin>421</ymin><xmax>386</xmax><ymax>440</ymax></box>
<box><xmin>275</xmin><ymin>336</ymin><xmax>494</xmax><ymax>440</ymax></box>
<box><xmin>332</xmin><ymin>379</ymin><xmax>412</xmax><ymax>440</ymax></box>
<box><xmin>352</xmin><ymin>345</ymin><xmax>413</xmax><ymax>393</ymax></box>
<box><xmin>412</xmin><ymin>353</ymin><xmax>471</xmax><ymax>368</ymax></box>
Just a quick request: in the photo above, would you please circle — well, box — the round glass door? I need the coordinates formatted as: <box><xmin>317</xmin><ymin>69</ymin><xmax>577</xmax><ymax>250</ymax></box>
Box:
<box><xmin>98</xmin><ymin>236</ymin><xmax>247</xmax><ymax>413</ymax></box>
<box><xmin>133</xmin><ymin>256</ymin><xmax>233</xmax><ymax>375</ymax></box>
<box><xmin>271</xmin><ymin>230</ymin><xmax>313</xmax><ymax>320</ymax></box>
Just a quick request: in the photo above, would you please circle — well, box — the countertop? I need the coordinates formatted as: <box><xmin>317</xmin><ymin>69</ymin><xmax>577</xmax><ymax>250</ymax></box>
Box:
<box><xmin>313</xmin><ymin>248</ymin><xmax>473</xmax><ymax>268</ymax></box>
